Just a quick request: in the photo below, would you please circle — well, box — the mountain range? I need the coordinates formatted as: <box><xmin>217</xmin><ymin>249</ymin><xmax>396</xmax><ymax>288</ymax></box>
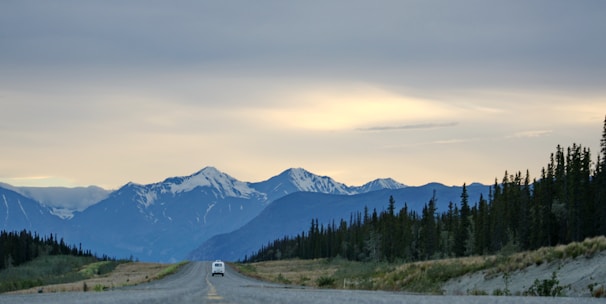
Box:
<box><xmin>0</xmin><ymin>167</ymin><xmax>488</xmax><ymax>262</ymax></box>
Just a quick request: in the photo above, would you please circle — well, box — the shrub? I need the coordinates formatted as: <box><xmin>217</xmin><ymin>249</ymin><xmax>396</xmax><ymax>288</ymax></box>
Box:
<box><xmin>524</xmin><ymin>271</ymin><xmax>568</xmax><ymax>297</ymax></box>
<box><xmin>588</xmin><ymin>283</ymin><xmax>605</xmax><ymax>298</ymax></box>
<box><xmin>492</xmin><ymin>289</ymin><xmax>505</xmax><ymax>296</ymax></box>
<box><xmin>316</xmin><ymin>276</ymin><xmax>336</xmax><ymax>288</ymax></box>
<box><xmin>275</xmin><ymin>273</ymin><xmax>291</xmax><ymax>284</ymax></box>
<box><xmin>298</xmin><ymin>275</ymin><xmax>310</xmax><ymax>286</ymax></box>
<box><xmin>467</xmin><ymin>288</ymin><xmax>488</xmax><ymax>295</ymax></box>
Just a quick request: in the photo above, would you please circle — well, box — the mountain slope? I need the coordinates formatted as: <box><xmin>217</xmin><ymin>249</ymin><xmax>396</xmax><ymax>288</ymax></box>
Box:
<box><xmin>67</xmin><ymin>167</ymin><xmax>268</xmax><ymax>262</ymax></box>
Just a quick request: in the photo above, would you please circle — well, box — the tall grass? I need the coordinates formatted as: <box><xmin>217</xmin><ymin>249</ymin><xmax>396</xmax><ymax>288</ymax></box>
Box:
<box><xmin>488</xmin><ymin>236</ymin><xmax>606</xmax><ymax>276</ymax></box>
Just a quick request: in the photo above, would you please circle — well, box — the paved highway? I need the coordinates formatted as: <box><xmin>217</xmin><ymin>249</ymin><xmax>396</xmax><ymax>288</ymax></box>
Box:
<box><xmin>0</xmin><ymin>262</ymin><xmax>601</xmax><ymax>304</ymax></box>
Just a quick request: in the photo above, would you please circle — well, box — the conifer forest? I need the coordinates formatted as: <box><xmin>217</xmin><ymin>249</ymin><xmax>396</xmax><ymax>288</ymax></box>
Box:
<box><xmin>245</xmin><ymin>117</ymin><xmax>606</xmax><ymax>263</ymax></box>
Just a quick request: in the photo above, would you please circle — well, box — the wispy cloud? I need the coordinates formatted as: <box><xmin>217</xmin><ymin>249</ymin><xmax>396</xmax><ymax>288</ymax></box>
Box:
<box><xmin>507</xmin><ymin>130</ymin><xmax>552</xmax><ymax>139</ymax></box>
<box><xmin>380</xmin><ymin>137</ymin><xmax>481</xmax><ymax>150</ymax></box>
<box><xmin>357</xmin><ymin>122</ymin><xmax>458</xmax><ymax>132</ymax></box>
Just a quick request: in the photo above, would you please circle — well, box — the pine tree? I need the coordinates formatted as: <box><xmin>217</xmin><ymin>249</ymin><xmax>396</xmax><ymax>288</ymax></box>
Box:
<box><xmin>398</xmin><ymin>204</ymin><xmax>414</xmax><ymax>260</ymax></box>
<box><xmin>419</xmin><ymin>193</ymin><xmax>438</xmax><ymax>259</ymax></box>
<box><xmin>517</xmin><ymin>171</ymin><xmax>532</xmax><ymax>250</ymax></box>
<box><xmin>473</xmin><ymin>194</ymin><xmax>489</xmax><ymax>255</ymax></box>
<box><xmin>454</xmin><ymin>184</ymin><xmax>471</xmax><ymax>257</ymax></box>
<box><xmin>382</xmin><ymin>196</ymin><xmax>397</xmax><ymax>261</ymax></box>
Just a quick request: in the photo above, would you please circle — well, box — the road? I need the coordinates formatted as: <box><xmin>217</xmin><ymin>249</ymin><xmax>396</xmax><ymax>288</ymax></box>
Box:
<box><xmin>0</xmin><ymin>262</ymin><xmax>602</xmax><ymax>304</ymax></box>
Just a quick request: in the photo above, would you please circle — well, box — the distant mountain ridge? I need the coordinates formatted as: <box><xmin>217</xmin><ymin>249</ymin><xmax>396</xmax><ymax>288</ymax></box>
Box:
<box><xmin>0</xmin><ymin>187</ymin><xmax>62</xmax><ymax>234</ymax></box>
<box><xmin>0</xmin><ymin>167</ymin><xmax>407</xmax><ymax>219</ymax></box>
<box><xmin>0</xmin><ymin>167</ymin><xmax>487</xmax><ymax>262</ymax></box>
<box><xmin>0</xmin><ymin>182</ymin><xmax>110</xmax><ymax>219</ymax></box>
<box><xmin>249</xmin><ymin>168</ymin><xmax>408</xmax><ymax>201</ymax></box>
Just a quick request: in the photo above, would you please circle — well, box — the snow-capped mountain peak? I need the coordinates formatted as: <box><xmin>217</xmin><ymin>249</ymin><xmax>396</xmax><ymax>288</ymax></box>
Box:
<box><xmin>279</xmin><ymin>168</ymin><xmax>353</xmax><ymax>195</ymax></box>
<box><xmin>356</xmin><ymin>178</ymin><xmax>407</xmax><ymax>192</ymax></box>
<box><xmin>165</xmin><ymin>166</ymin><xmax>261</xmax><ymax>199</ymax></box>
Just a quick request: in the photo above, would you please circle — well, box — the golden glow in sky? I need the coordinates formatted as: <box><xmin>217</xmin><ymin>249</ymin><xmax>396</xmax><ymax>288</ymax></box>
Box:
<box><xmin>1</xmin><ymin>1</ymin><xmax>606</xmax><ymax>190</ymax></box>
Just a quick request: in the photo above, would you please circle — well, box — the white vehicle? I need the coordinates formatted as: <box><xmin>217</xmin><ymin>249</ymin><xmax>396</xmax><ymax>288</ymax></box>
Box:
<box><xmin>211</xmin><ymin>260</ymin><xmax>225</xmax><ymax>276</ymax></box>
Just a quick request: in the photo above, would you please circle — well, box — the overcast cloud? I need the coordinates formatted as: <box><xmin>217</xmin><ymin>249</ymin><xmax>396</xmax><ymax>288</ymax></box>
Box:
<box><xmin>1</xmin><ymin>0</ymin><xmax>605</xmax><ymax>189</ymax></box>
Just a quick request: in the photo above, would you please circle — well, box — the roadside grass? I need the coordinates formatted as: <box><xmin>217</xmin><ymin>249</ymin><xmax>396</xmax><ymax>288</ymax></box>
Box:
<box><xmin>232</xmin><ymin>236</ymin><xmax>606</xmax><ymax>295</ymax></box>
<box><xmin>69</xmin><ymin>262</ymin><xmax>184</xmax><ymax>293</ymax></box>
<box><xmin>377</xmin><ymin>256</ymin><xmax>496</xmax><ymax>294</ymax></box>
<box><xmin>231</xmin><ymin>258</ymin><xmax>340</xmax><ymax>287</ymax></box>
<box><xmin>155</xmin><ymin>261</ymin><xmax>189</xmax><ymax>280</ymax></box>
<box><xmin>0</xmin><ymin>256</ymin><xmax>188</xmax><ymax>294</ymax></box>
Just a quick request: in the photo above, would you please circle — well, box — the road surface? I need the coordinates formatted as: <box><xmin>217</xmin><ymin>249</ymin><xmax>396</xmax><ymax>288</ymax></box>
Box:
<box><xmin>0</xmin><ymin>262</ymin><xmax>602</xmax><ymax>303</ymax></box>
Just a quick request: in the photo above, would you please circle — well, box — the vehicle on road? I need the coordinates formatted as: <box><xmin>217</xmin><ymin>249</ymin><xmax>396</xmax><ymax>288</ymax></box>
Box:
<box><xmin>211</xmin><ymin>260</ymin><xmax>225</xmax><ymax>276</ymax></box>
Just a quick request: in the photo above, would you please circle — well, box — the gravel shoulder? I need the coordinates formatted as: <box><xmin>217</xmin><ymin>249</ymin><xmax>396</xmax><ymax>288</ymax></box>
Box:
<box><xmin>442</xmin><ymin>251</ymin><xmax>606</xmax><ymax>297</ymax></box>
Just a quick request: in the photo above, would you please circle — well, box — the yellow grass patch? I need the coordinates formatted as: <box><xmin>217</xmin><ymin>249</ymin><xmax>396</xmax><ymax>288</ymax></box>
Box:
<box><xmin>231</xmin><ymin>259</ymin><xmax>338</xmax><ymax>287</ymax></box>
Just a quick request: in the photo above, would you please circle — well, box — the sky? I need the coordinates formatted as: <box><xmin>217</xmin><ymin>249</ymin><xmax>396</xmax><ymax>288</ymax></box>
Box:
<box><xmin>1</xmin><ymin>1</ymin><xmax>606</xmax><ymax>190</ymax></box>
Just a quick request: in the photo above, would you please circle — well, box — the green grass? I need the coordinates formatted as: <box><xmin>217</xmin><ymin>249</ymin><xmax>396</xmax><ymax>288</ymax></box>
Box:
<box><xmin>79</xmin><ymin>261</ymin><xmax>118</xmax><ymax>277</ymax></box>
<box><xmin>155</xmin><ymin>261</ymin><xmax>188</xmax><ymax>280</ymax></box>
<box><xmin>0</xmin><ymin>255</ymin><xmax>124</xmax><ymax>293</ymax></box>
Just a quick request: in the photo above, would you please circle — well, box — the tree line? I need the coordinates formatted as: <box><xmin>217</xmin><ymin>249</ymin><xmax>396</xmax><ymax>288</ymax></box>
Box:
<box><xmin>244</xmin><ymin>116</ymin><xmax>606</xmax><ymax>263</ymax></box>
<box><xmin>0</xmin><ymin>230</ymin><xmax>94</xmax><ymax>270</ymax></box>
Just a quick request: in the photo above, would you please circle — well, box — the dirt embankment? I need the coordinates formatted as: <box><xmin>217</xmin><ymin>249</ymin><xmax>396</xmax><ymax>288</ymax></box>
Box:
<box><xmin>442</xmin><ymin>251</ymin><xmax>606</xmax><ymax>297</ymax></box>
<box><xmin>8</xmin><ymin>262</ymin><xmax>168</xmax><ymax>294</ymax></box>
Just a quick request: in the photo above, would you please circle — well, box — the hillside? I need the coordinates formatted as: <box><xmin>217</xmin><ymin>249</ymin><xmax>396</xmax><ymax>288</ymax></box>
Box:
<box><xmin>233</xmin><ymin>237</ymin><xmax>606</xmax><ymax>298</ymax></box>
<box><xmin>442</xmin><ymin>250</ymin><xmax>606</xmax><ymax>297</ymax></box>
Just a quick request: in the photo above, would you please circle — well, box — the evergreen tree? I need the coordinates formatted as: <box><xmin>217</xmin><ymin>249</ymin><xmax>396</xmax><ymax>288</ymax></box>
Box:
<box><xmin>397</xmin><ymin>204</ymin><xmax>414</xmax><ymax>260</ymax></box>
<box><xmin>419</xmin><ymin>193</ymin><xmax>438</xmax><ymax>259</ymax></box>
<box><xmin>382</xmin><ymin>196</ymin><xmax>397</xmax><ymax>260</ymax></box>
<box><xmin>473</xmin><ymin>194</ymin><xmax>490</xmax><ymax>255</ymax></box>
<box><xmin>454</xmin><ymin>184</ymin><xmax>471</xmax><ymax>257</ymax></box>
<box><xmin>0</xmin><ymin>230</ymin><xmax>95</xmax><ymax>270</ymax></box>
<box><xmin>517</xmin><ymin>171</ymin><xmax>532</xmax><ymax>250</ymax></box>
